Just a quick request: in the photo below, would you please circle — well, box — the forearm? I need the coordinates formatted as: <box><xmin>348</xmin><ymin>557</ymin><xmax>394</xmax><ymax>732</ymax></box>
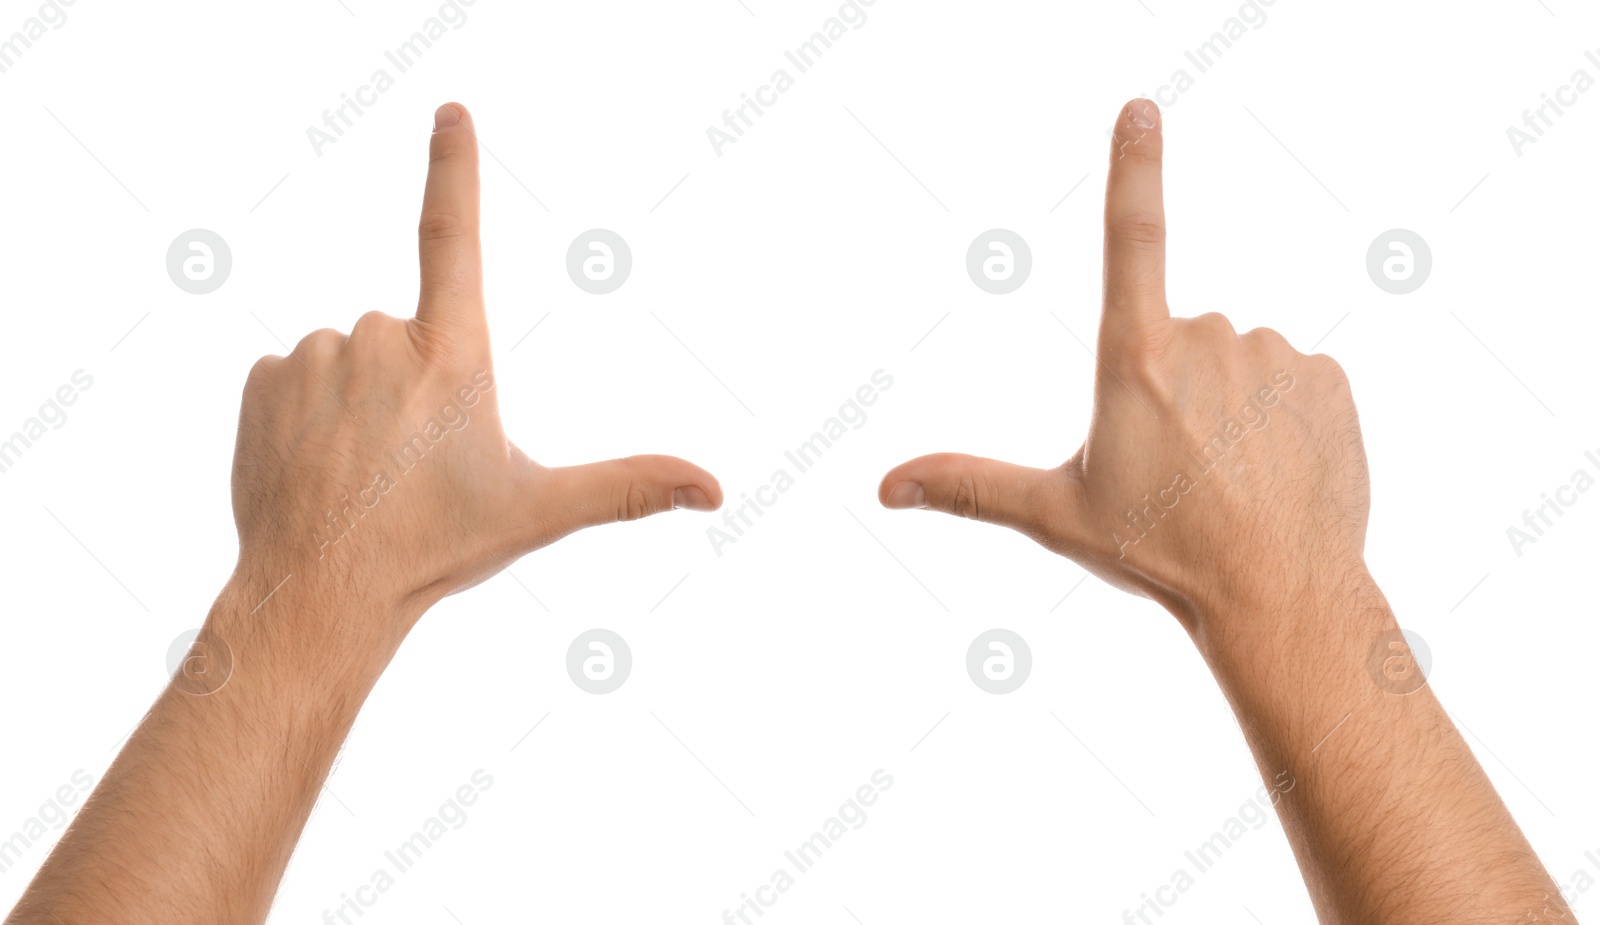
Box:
<box><xmin>7</xmin><ymin>573</ymin><xmax>400</xmax><ymax>925</ymax></box>
<box><xmin>1195</xmin><ymin>570</ymin><xmax>1567</xmax><ymax>924</ymax></box>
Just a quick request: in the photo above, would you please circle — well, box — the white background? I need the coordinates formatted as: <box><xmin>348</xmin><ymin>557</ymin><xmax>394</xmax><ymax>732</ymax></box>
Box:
<box><xmin>2</xmin><ymin>0</ymin><xmax>1598</xmax><ymax>922</ymax></box>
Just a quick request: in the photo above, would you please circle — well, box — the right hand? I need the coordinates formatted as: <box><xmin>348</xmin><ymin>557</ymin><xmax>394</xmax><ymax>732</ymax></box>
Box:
<box><xmin>879</xmin><ymin>100</ymin><xmax>1371</xmax><ymax>630</ymax></box>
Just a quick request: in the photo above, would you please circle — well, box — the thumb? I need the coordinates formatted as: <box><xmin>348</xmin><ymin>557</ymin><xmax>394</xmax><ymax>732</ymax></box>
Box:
<box><xmin>878</xmin><ymin>453</ymin><xmax>1080</xmax><ymax>546</ymax></box>
<box><xmin>534</xmin><ymin>455</ymin><xmax>723</xmax><ymax>537</ymax></box>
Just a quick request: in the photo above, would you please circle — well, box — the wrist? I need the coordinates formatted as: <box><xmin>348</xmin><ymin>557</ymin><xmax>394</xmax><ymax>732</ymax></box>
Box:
<box><xmin>199</xmin><ymin>565</ymin><xmax>411</xmax><ymax>700</ymax></box>
<box><xmin>1185</xmin><ymin>557</ymin><xmax>1383</xmax><ymax>659</ymax></box>
<box><xmin>1187</xmin><ymin>567</ymin><xmax>1406</xmax><ymax>756</ymax></box>
<box><xmin>1188</xmin><ymin>565</ymin><xmax>1394</xmax><ymax>702</ymax></box>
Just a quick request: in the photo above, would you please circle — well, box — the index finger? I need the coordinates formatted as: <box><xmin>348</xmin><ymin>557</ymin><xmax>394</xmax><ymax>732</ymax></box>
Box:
<box><xmin>1101</xmin><ymin>99</ymin><xmax>1169</xmax><ymax>341</ymax></box>
<box><xmin>416</xmin><ymin>102</ymin><xmax>485</xmax><ymax>334</ymax></box>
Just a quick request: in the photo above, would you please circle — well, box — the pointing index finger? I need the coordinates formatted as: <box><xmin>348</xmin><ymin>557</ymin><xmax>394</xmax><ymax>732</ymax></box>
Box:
<box><xmin>1101</xmin><ymin>99</ymin><xmax>1170</xmax><ymax>341</ymax></box>
<box><xmin>416</xmin><ymin>102</ymin><xmax>485</xmax><ymax>336</ymax></box>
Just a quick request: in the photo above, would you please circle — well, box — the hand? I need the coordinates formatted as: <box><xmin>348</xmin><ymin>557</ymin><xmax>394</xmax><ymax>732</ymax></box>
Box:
<box><xmin>232</xmin><ymin>102</ymin><xmax>722</xmax><ymax>633</ymax></box>
<box><xmin>879</xmin><ymin>99</ymin><xmax>1369</xmax><ymax>631</ymax></box>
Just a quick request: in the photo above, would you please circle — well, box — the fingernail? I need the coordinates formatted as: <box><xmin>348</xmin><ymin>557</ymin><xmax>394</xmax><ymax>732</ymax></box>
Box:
<box><xmin>434</xmin><ymin>103</ymin><xmax>460</xmax><ymax>132</ymax></box>
<box><xmin>673</xmin><ymin>487</ymin><xmax>715</xmax><ymax>512</ymax></box>
<box><xmin>1129</xmin><ymin>101</ymin><xmax>1158</xmax><ymax>130</ymax></box>
<box><xmin>884</xmin><ymin>482</ymin><xmax>927</xmax><ymax>510</ymax></box>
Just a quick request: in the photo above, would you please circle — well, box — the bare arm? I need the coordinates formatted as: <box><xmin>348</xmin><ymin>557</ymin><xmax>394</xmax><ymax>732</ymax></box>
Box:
<box><xmin>1199</xmin><ymin>575</ymin><xmax>1561</xmax><ymax>922</ymax></box>
<box><xmin>879</xmin><ymin>98</ymin><xmax>1569</xmax><ymax>923</ymax></box>
<box><xmin>5</xmin><ymin>102</ymin><xmax>722</xmax><ymax>925</ymax></box>
<box><xmin>7</xmin><ymin>582</ymin><xmax>397</xmax><ymax>924</ymax></box>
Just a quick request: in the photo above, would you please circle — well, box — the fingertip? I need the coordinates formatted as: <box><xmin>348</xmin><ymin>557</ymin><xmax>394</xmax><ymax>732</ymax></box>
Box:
<box><xmin>877</xmin><ymin>472</ymin><xmax>896</xmax><ymax>507</ymax></box>
<box><xmin>1103</xmin><ymin>97</ymin><xmax>1170</xmax><ymax>331</ymax></box>
<box><xmin>878</xmin><ymin>460</ymin><xmax>919</xmax><ymax>506</ymax></box>
<box><xmin>1120</xmin><ymin>98</ymin><xmax>1161</xmax><ymax>132</ymax></box>
<box><xmin>433</xmin><ymin>102</ymin><xmax>470</xmax><ymax>132</ymax></box>
<box><xmin>1109</xmin><ymin>98</ymin><xmax>1164</xmax><ymax>165</ymax></box>
<box><xmin>417</xmin><ymin>101</ymin><xmax>484</xmax><ymax>330</ymax></box>
<box><xmin>879</xmin><ymin>454</ymin><xmax>955</xmax><ymax>509</ymax></box>
<box><xmin>672</xmin><ymin>487</ymin><xmax>717</xmax><ymax>512</ymax></box>
<box><xmin>659</xmin><ymin>457</ymin><xmax>722</xmax><ymax>512</ymax></box>
<box><xmin>883</xmin><ymin>482</ymin><xmax>928</xmax><ymax>510</ymax></box>
<box><xmin>682</xmin><ymin>473</ymin><xmax>724</xmax><ymax>511</ymax></box>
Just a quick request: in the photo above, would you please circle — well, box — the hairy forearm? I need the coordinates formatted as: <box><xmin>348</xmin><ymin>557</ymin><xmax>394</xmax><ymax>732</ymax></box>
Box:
<box><xmin>1195</xmin><ymin>570</ymin><xmax>1568</xmax><ymax>924</ymax></box>
<box><xmin>7</xmin><ymin>573</ymin><xmax>400</xmax><ymax>925</ymax></box>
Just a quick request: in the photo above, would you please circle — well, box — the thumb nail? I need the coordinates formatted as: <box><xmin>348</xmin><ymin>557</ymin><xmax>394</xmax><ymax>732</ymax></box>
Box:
<box><xmin>884</xmin><ymin>482</ymin><xmax>927</xmax><ymax>510</ymax></box>
<box><xmin>673</xmin><ymin>487</ymin><xmax>716</xmax><ymax>512</ymax></box>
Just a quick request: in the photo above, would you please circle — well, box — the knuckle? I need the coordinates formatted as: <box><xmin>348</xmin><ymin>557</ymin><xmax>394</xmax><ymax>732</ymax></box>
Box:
<box><xmin>429</xmin><ymin>140</ymin><xmax>465</xmax><ymax>167</ymax></box>
<box><xmin>292</xmin><ymin>328</ymin><xmax>346</xmax><ymax>360</ymax></box>
<box><xmin>1242</xmin><ymin>326</ymin><xmax>1290</xmax><ymax>353</ymax></box>
<box><xmin>1181</xmin><ymin>312</ymin><xmax>1237</xmax><ymax>348</ymax></box>
<box><xmin>248</xmin><ymin>355</ymin><xmax>282</xmax><ymax>380</ymax></box>
<box><xmin>417</xmin><ymin>212</ymin><xmax>467</xmax><ymax>244</ymax></box>
<box><xmin>949</xmin><ymin>473</ymin><xmax>983</xmax><ymax>521</ymax></box>
<box><xmin>348</xmin><ymin>311</ymin><xmax>406</xmax><ymax>351</ymax></box>
<box><xmin>1313</xmin><ymin>353</ymin><xmax>1349</xmax><ymax>383</ymax></box>
<box><xmin>616</xmin><ymin>484</ymin><xmax>655</xmax><ymax>522</ymax></box>
<box><xmin>1108</xmin><ymin>211</ymin><xmax>1166</xmax><ymax>248</ymax></box>
<box><xmin>351</xmin><ymin>310</ymin><xmax>398</xmax><ymax>335</ymax></box>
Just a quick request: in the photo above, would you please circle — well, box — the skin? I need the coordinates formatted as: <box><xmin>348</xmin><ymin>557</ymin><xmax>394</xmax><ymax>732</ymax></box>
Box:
<box><xmin>3</xmin><ymin>99</ymin><xmax>1571</xmax><ymax>925</ymax></box>
<box><xmin>4</xmin><ymin>102</ymin><xmax>723</xmax><ymax>925</ymax></box>
<box><xmin>879</xmin><ymin>99</ymin><xmax>1573</xmax><ymax>923</ymax></box>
